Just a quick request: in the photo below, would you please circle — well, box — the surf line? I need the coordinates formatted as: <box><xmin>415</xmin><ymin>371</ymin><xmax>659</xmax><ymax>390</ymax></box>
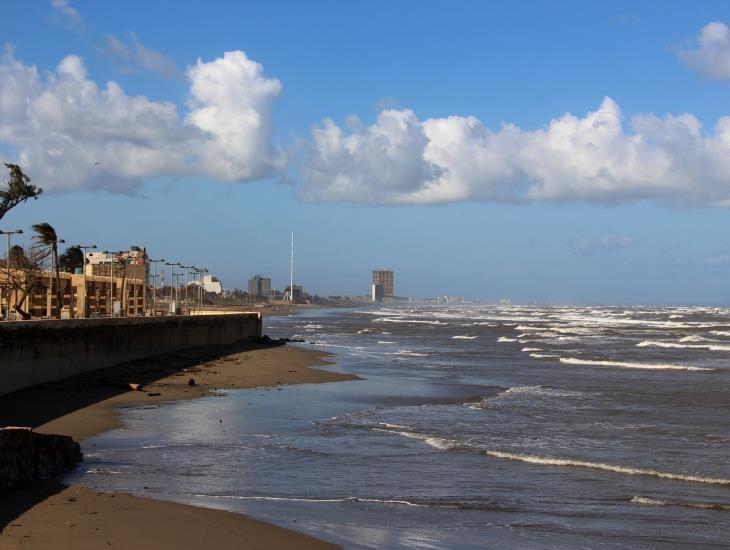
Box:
<box><xmin>484</xmin><ymin>450</ymin><xmax>730</xmax><ymax>486</ymax></box>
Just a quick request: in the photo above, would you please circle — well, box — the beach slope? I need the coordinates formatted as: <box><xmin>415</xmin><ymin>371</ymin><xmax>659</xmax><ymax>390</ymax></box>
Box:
<box><xmin>0</xmin><ymin>343</ymin><xmax>357</xmax><ymax>549</ymax></box>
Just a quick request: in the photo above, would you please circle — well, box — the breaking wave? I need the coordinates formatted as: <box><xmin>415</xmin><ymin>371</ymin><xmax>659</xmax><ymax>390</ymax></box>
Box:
<box><xmin>392</xmin><ymin>350</ymin><xmax>429</xmax><ymax>357</ymax></box>
<box><xmin>558</xmin><ymin>357</ymin><xmax>713</xmax><ymax>371</ymax></box>
<box><xmin>630</xmin><ymin>496</ymin><xmax>730</xmax><ymax>511</ymax></box>
<box><xmin>483</xmin><ymin>450</ymin><xmax>730</xmax><ymax>485</ymax></box>
<box><xmin>637</xmin><ymin>340</ymin><xmax>730</xmax><ymax>351</ymax></box>
<box><xmin>529</xmin><ymin>353</ymin><xmax>560</xmax><ymax>359</ymax></box>
<box><xmin>374</xmin><ymin>318</ymin><xmax>446</xmax><ymax>325</ymax></box>
<box><xmin>384</xmin><ymin>427</ymin><xmax>730</xmax><ymax>486</ymax></box>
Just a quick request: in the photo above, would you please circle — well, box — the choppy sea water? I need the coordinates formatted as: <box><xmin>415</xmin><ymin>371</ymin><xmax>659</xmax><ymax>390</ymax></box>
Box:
<box><xmin>67</xmin><ymin>305</ymin><xmax>730</xmax><ymax>548</ymax></box>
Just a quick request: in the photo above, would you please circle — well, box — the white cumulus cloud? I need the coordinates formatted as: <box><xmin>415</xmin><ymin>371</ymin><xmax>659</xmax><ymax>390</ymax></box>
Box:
<box><xmin>678</xmin><ymin>22</ymin><xmax>730</xmax><ymax>80</ymax></box>
<box><xmin>298</xmin><ymin>98</ymin><xmax>730</xmax><ymax>206</ymax></box>
<box><xmin>0</xmin><ymin>49</ymin><xmax>282</xmax><ymax>193</ymax></box>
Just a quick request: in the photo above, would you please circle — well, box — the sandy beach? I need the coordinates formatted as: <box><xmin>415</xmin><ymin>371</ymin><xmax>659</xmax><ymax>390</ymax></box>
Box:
<box><xmin>0</xmin><ymin>342</ymin><xmax>359</xmax><ymax>549</ymax></box>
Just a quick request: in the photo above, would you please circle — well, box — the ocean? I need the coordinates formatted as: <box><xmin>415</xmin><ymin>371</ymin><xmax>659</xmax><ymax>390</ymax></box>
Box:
<box><xmin>67</xmin><ymin>305</ymin><xmax>730</xmax><ymax>548</ymax></box>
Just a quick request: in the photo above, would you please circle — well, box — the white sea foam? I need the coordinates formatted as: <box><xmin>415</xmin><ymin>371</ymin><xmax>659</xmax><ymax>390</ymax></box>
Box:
<box><xmin>86</xmin><ymin>468</ymin><xmax>127</xmax><ymax>474</ymax></box>
<box><xmin>423</xmin><ymin>437</ymin><xmax>457</xmax><ymax>450</ymax></box>
<box><xmin>374</xmin><ymin>317</ymin><xmax>446</xmax><ymax>325</ymax></box>
<box><xmin>311</xmin><ymin>342</ymin><xmax>366</xmax><ymax>352</ymax></box>
<box><xmin>521</xmin><ymin>347</ymin><xmax>542</xmax><ymax>352</ymax></box>
<box><xmin>631</xmin><ymin>495</ymin><xmax>730</xmax><ymax>511</ymax></box>
<box><xmin>637</xmin><ymin>340</ymin><xmax>730</xmax><ymax>351</ymax></box>
<box><xmin>497</xmin><ymin>337</ymin><xmax>517</xmax><ymax>342</ymax></box>
<box><xmin>193</xmin><ymin>494</ymin><xmax>436</xmax><ymax>507</ymax></box>
<box><xmin>393</xmin><ymin>350</ymin><xmax>429</xmax><ymax>357</ymax></box>
<box><xmin>377</xmin><ymin>341</ymin><xmax>396</xmax><ymax>344</ymax></box>
<box><xmin>378</xmin><ymin>423</ymin><xmax>412</xmax><ymax>430</ymax></box>
<box><xmin>679</xmin><ymin>335</ymin><xmax>708</xmax><ymax>342</ymax></box>
<box><xmin>475</xmin><ymin>385</ymin><xmax>589</xmax><ymax>409</ymax></box>
<box><xmin>452</xmin><ymin>335</ymin><xmax>478</xmax><ymax>339</ymax></box>
<box><xmin>529</xmin><ymin>353</ymin><xmax>560</xmax><ymax>359</ymax></box>
<box><xmin>484</xmin><ymin>450</ymin><xmax>730</xmax><ymax>485</ymax></box>
<box><xmin>710</xmin><ymin>330</ymin><xmax>730</xmax><ymax>337</ymax></box>
<box><xmin>559</xmin><ymin>357</ymin><xmax>713</xmax><ymax>371</ymax></box>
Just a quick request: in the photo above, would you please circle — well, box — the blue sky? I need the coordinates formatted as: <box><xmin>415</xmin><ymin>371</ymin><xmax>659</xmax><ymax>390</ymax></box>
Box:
<box><xmin>3</xmin><ymin>1</ymin><xmax>730</xmax><ymax>304</ymax></box>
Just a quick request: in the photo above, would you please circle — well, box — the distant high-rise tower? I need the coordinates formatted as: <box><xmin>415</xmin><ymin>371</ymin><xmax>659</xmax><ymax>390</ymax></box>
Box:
<box><xmin>371</xmin><ymin>270</ymin><xmax>394</xmax><ymax>302</ymax></box>
<box><xmin>248</xmin><ymin>275</ymin><xmax>271</xmax><ymax>298</ymax></box>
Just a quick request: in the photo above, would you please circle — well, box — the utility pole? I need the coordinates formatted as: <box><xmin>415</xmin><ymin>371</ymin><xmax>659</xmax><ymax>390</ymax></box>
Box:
<box><xmin>290</xmin><ymin>232</ymin><xmax>294</xmax><ymax>303</ymax></box>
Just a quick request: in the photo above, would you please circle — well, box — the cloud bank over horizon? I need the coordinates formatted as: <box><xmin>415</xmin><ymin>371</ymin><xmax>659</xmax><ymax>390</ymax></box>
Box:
<box><xmin>0</xmin><ymin>49</ymin><xmax>282</xmax><ymax>193</ymax></box>
<box><xmin>3</xmin><ymin>19</ymin><xmax>730</xmax><ymax>206</ymax></box>
<box><xmin>299</xmin><ymin>98</ymin><xmax>730</xmax><ymax>206</ymax></box>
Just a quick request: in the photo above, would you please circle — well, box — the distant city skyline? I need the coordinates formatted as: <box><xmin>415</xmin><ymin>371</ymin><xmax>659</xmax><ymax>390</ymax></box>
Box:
<box><xmin>3</xmin><ymin>2</ymin><xmax>730</xmax><ymax>304</ymax></box>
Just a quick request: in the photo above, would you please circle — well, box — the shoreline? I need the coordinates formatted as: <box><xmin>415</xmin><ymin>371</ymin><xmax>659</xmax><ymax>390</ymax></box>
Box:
<box><xmin>200</xmin><ymin>302</ymin><xmax>363</xmax><ymax>319</ymax></box>
<box><xmin>0</xmin><ymin>342</ymin><xmax>360</xmax><ymax>549</ymax></box>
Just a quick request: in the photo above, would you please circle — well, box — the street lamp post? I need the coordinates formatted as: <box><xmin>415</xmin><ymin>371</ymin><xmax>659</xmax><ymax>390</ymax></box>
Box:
<box><xmin>102</xmin><ymin>250</ymin><xmax>122</xmax><ymax>317</ymax></box>
<box><xmin>149</xmin><ymin>258</ymin><xmax>165</xmax><ymax>316</ymax></box>
<box><xmin>73</xmin><ymin>244</ymin><xmax>97</xmax><ymax>318</ymax></box>
<box><xmin>196</xmin><ymin>267</ymin><xmax>208</xmax><ymax>315</ymax></box>
<box><xmin>189</xmin><ymin>269</ymin><xmax>197</xmax><ymax>314</ymax></box>
<box><xmin>181</xmin><ymin>265</ymin><xmax>194</xmax><ymax>314</ymax></box>
<box><xmin>0</xmin><ymin>229</ymin><xmax>23</xmax><ymax>320</ymax></box>
<box><xmin>101</xmin><ymin>251</ymin><xmax>113</xmax><ymax>317</ymax></box>
<box><xmin>165</xmin><ymin>262</ymin><xmax>180</xmax><ymax>314</ymax></box>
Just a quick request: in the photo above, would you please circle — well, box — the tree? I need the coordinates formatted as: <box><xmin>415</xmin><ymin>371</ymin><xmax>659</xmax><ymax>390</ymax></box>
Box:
<box><xmin>31</xmin><ymin>223</ymin><xmax>63</xmax><ymax>316</ymax></box>
<box><xmin>5</xmin><ymin>245</ymin><xmax>46</xmax><ymax>320</ymax></box>
<box><xmin>59</xmin><ymin>246</ymin><xmax>84</xmax><ymax>273</ymax></box>
<box><xmin>0</xmin><ymin>164</ymin><xmax>42</xmax><ymax>223</ymax></box>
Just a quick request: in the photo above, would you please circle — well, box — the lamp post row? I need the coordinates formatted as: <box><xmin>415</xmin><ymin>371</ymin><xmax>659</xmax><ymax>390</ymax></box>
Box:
<box><xmin>1</xmin><ymin>232</ymin><xmax>207</xmax><ymax>320</ymax></box>
<box><xmin>0</xmin><ymin>229</ymin><xmax>23</xmax><ymax>320</ymax></box>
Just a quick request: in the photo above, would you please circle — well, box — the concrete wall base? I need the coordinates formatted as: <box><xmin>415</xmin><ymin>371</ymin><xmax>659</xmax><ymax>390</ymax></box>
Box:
<box><xmin>0</xmin><ymin>314</ymin><xmax>262</xmax><ymax>397</ymax></box>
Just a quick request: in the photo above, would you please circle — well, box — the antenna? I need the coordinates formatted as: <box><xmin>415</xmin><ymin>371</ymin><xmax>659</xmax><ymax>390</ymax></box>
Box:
<box><xmin>290</xmin><ymin>232</ymin><xmax>294</xmax><ymax>302</ymax></box>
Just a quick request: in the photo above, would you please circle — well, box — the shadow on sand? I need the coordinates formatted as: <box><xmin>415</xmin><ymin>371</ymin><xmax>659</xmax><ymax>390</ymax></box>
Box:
<box><xmin>0</xmin><ymin>339</ymin><xmax>282</xmax><ymax>530</ymax></box>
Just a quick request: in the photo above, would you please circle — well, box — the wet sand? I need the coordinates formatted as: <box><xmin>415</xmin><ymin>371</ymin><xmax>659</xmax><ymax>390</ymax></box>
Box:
<box><xmin>0</xmin><ymin>343</ymin><xmax>359</xmax><ymax>549</ymax></box>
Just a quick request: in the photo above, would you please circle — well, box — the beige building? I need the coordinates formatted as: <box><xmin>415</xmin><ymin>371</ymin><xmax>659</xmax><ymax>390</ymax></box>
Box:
<box><xmin>0</xmin><ymin>268</ymin><xmax>146</xmax><ymax>320</ymax></box>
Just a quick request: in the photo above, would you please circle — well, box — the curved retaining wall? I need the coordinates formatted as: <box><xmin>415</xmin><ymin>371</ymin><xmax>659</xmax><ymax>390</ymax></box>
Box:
<box><xmin>0</xmin><ymin>314</ymin><xmax>262</xmax><ymax>397</ymax></box>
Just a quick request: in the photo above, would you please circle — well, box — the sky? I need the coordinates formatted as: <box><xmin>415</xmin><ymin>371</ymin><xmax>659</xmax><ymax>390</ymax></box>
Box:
<box><xmin>3</xmin><ymin>1</ymin><xmax>730</xmax><ymax>304</ymax></box>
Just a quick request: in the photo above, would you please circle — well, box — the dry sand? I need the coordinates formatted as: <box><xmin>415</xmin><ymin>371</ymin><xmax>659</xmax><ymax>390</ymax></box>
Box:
<box><xmin>0</xmin><ymin>342</ymin><xmax>359</xmax><ymax>549</ymax></box>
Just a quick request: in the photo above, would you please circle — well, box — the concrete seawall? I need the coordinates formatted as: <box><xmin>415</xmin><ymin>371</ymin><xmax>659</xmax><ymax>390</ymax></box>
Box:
<box><xmin>0</xmin><ymin>314</ymin><xmax>262</xmax><ymax>397</ymax></box>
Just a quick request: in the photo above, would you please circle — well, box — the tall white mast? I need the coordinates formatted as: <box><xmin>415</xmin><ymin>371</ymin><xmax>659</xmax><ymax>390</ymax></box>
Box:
<box><xmin>290</xmin><ymin>232</ymin><xmax>294</xmax><ymax>302</ymax></box>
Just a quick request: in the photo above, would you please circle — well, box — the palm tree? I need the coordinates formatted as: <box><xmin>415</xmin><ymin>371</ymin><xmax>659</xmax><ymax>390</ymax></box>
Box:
<box><xmin>32</xmin><ymin>223</ymin><xmax>63</xmax><ymax>316</ymax></box>
<box><xmin>58</xmin><ymin>246</ymin><xmax>84</xmax><ymax>273</ymax></box>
